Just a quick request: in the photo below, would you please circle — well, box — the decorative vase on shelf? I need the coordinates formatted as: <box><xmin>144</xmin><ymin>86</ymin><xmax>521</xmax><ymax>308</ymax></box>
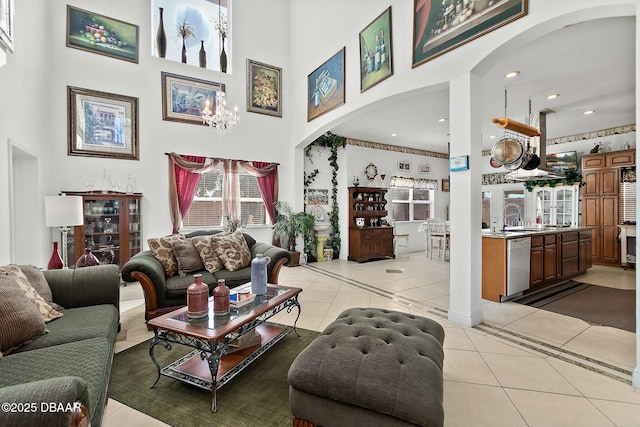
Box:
<box><xmin>250</xmin><ymin>254</ymin><xmax>271</xmax><ymax>295</ymax></box>
<box><xmin>199</xmin><ymin>40</ymin><xmax>207</xmax><ymax>68</ymax></box>
<box><xmin>187</xmin><ymin>274</ymin><xmax>209</xmax><ymax>318</ymax></box>
<box><xmin>76</xmin><ymin>248</ymin><xmax>100</xmax><ymax>269</ymax></box>
<box><xmin>47</xmin><ymin>242</ymin><xmax>63</xmax><ymax>270</ymax></box>
<box><xmin>219</xmin><ymin>39</ymin><xmax>227</xmax><ymax>73</ymax></box>
<box><xmin>181</xmin><ymin>39</ymin><xmax>187</xmax><ymax>63</ymax></box>
<box><xmin>125</xmin><ymin>174</ymin><xmax>134</xmax><ymax>194</ymax></box>
<box><xmin>156</xmin><ymin>7</ymin><xmax>167</xmax><ymax>58</ymax></box>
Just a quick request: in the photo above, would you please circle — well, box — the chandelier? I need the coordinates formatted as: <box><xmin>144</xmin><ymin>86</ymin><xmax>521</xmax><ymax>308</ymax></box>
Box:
<box><xmin>202</xmin><ymin>0</ymin><xmax>240</xmax><ymax>137</ymax></box>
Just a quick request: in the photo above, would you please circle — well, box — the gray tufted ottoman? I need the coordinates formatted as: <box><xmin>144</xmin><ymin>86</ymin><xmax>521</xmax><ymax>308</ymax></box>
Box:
<box><xmin>287</xmin><ymin>307</ymin><xmax>445</xmax><ymax>427</ymax></box>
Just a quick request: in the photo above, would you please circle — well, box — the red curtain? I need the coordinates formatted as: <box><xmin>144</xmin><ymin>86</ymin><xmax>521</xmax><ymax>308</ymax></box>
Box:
<box><xmin>175</xmin><ymin>154</ymin><xmax>207</xmax><ymax>219</ymax></box>
<box><xmin>240</xmin><ymin>161</ymin><xmax>279</xmax><ymax>224</ymax></box>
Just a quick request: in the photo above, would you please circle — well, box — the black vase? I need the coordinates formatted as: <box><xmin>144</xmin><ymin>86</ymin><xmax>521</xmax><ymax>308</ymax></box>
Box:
<box><xmin>220</xmin><ymin>43</ymin><xmax>227</xmax><ymax>73</ymax></box>
<box><xmin>199</xmin><ymin>40</ymin><xmax>207</xmax><ymax>68</ymax></box>
<box><xmin>156</xmin><ymin>7</ymin><xmax>167</xmax><ymax>58</ymax></box>
<box><xmin>181</xmin><ymin>39</ymin><xmax>187</xmax><ymax>63</ymax></box>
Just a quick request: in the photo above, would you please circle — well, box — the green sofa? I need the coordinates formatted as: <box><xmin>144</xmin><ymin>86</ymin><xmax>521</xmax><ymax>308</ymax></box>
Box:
<box><xmin>0</xmin><ymin>264</ymin><xmax>120</xmax><ymax>427</ymax></box>
<box><xmin>121</xmin><ymin>230</ymin><xmax>291</xmax><ymax>323</ymax></box>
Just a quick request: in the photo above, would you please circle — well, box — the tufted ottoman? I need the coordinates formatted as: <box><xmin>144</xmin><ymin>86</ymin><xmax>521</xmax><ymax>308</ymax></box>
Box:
<box><xmin>287</xmin><ymin>308</ymin><xmax>445</xmax><ymax>427</ymax></box>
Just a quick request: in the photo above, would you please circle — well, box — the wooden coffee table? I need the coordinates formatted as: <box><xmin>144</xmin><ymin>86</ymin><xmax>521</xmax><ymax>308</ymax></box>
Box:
<box><xmin>147</xmin><ymin>283</ymin><xmax>302</xmax><ymax>412</ymax></box>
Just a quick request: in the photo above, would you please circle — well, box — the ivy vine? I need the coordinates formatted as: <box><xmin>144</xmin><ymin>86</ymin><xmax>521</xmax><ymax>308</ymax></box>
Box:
<box><xmin>524</xmin><ymin>169</ymin><xmax>584</xmax><ymax>192</ymax></box>
<box><xmin>304</xmin><ymin>132</ymin><xmax>346</xmax><ymax>256</ymax></box>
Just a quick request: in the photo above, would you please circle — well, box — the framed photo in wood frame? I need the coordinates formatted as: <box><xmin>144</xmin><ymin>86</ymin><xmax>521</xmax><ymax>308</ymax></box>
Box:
<box><xmin>307</xmin><ymin>48</ymin><xmax>345</xmax><ymax>121</ymax></box>
<box><xmin>68</xmin><ymin>86</ymin><xmax>139</xmax><ymax>160</ymax></box>
<box><xmin>359</xmin><ymin>7</ymin><xmax>393</xmax><ymax>92</ymax></box>
<box><xmin>246</xmin><ymin>59</ymin><xmax>282</xmax><ymax>117</ymax></box>
<box><xmin>161</xmin><ymin>72</ymin><xmax>224</xmax><ymax>126</ymax></box>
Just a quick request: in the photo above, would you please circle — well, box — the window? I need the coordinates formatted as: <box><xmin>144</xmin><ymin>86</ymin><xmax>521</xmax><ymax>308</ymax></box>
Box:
<box><xmin>504</xmin><ymin>189</ymin><xmax>525</xmax><ymax>226</ymax></box>
<box><xmin>389</xmin><ymin>188</ymin><xmax>434</xmax><ymax>221</ymax></box>
<box><xmin>182</xmin><ymin>168</ymin><xmax>266</xmax><ymax>228</ymax></box>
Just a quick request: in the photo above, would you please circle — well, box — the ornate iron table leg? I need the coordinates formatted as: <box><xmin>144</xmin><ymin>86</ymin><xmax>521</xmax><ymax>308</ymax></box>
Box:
<box><xmin>149</xmin><ymin>329</ymin><xmax>171</xmax><ymax>388</ymax></box>
<box><xmin>287</xmin><ymin>295</ymin><xmax>302</xmax><ymax>336</ymax></box>
<box><xmin>202</xmin><ymin>343</ymin><xmax>225</xmax><ymax>412</ymax></box>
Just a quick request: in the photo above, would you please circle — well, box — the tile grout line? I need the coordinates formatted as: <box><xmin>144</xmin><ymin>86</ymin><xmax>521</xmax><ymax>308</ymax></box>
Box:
<box><xmin>305</xmin><ymin>264</ymin><xmax>633</xmax><ymax>386</ymax></box>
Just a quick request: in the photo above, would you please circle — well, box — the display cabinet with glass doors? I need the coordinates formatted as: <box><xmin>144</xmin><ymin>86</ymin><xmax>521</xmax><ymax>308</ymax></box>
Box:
<box><xmin>63</xmin><ymin>191</ymin><xmax>142</xmax><ymax>269</ymax></box>
<box><xmin>527</xmin><ymin>185</ymin><xmax>579</xmax><ymax>227</ymax></box>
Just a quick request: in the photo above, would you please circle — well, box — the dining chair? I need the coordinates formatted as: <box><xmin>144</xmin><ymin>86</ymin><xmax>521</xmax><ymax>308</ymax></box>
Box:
<box><xmin>427</xmin><ymin>219</ymin><xmax>449</xmax><ymax>261</ymax></box>
<box><xmin>418</xmin><ymin>221</ymin><xmax>431</xmax><ymax>258</ymax></box>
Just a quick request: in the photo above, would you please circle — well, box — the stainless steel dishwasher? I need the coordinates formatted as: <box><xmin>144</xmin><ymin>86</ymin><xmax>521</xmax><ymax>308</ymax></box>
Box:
<box><xmin>504</xmin><ymin>237</ymin><xmax>531</xmax><ymax>301</ymax></box>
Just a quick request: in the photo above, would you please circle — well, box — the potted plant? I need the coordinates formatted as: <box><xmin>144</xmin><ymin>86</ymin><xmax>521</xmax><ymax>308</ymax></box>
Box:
<box><xmin>273</xmin><ymin>201</ymin><xmax>315</xmax><ymax>267</ymax></box>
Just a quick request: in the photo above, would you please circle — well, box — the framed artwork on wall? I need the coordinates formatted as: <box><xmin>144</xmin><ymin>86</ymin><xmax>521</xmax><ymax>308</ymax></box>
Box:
<box><xmin>246</xmin><ymin>59</ymin><xmax>282</xmax><ymax>117</ymax></box>
<box><xmin>67</xmin><ymin>86</ymin><xmax>139</xmax><ymax>160</ymax></box>
<box><xmin>307</xmin><ymin>47</ymin><xmax>345</xmax><ymax>122</ymax></box>
<box><xmin>161</xmin><ymin>72</ymin><xmax>224</xmax><ymax>125</ymax></box>
<box><xmin>412</xmin><ymin>0</ymin><xmax>528</xmax><ymax>68</ymax></box>
<box><xmin>397</xmin><ymin>161</ymin><xmax>411</xmax><ymax>172</ymax></box>
<box><xmin>359</xmin><ymin>7</ymin><xmax>393</xmax><ymax>92</ymax></box>
<box><xmin>442</xmin><ymin>178</ymin><xmax>450</xmax><ymax>192</ymax></box>
<box><xmin>307</xmin><ymin>189</ymin><xmax>329</xmax><ymax>206</ymax></box>
<box><xmin>0</xmin><ymin>0</ymin><xmax>14</xmax><ymax>52</ymax></box>
<box><xmin>66</xmin><ymin>5</ymin><xmax>139</xmax><ymax>63</ymax></box>
<box><xmin>419</xmin><ymin>164</ymin><xmax>430</xmax><ymax>173</ymax></box>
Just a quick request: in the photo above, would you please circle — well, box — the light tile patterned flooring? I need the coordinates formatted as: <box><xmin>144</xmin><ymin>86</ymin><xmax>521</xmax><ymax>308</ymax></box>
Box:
<box><xmin>105</xmin><ymin>255</ymin><xmax>640</xmax><ymax>427</ymax></box>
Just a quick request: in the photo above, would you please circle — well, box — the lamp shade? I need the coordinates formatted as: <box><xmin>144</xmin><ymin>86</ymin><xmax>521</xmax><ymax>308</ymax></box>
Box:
<box><xmin>45</xmin><ymin>195</ymin><xmax>84</xmax><ymax>227</ymax></box>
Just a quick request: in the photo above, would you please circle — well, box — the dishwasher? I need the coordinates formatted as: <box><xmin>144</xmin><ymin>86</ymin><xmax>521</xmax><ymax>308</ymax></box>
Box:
<box><xmin>504</xmin><ymin>237</ymin><xmax>531</xmax><ymax>301</ymax></box>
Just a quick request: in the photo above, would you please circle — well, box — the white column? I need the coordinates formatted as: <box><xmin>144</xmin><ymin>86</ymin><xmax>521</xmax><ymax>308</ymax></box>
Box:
<box><xmin>447</xmin><ymin>71</ymin><xmax>484</xmax><ymax>327</ymax></box>
<box><xmin>632</xmin><ymin>1</ymin><xmax>640</xmax><ymax>390</ymax></box>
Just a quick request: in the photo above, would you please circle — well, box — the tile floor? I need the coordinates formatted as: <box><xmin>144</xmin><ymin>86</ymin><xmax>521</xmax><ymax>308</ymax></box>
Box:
<box><xmin>105</xmin><ymin>255</ymin><xmax>640</xmax><ymax>427</ymax></box>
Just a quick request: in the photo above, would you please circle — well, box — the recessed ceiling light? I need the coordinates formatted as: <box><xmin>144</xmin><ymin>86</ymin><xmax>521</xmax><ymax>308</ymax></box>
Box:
<box><xmin>546</xmin><ymin>93</ymin><xmax>559</xmax><ymax>100</ymax></box>
<box><xmin>505</xmin><ymin>71</ymin><xmax>520</xmax><ymax>78</ymax></box>
<box><xmin>583</xmin><ymin>110</ymin><xmax>595</xmax><ymax>115</ymax></box>
<box><xmin>489</xmin><ymin>135</ymin><xmax>497</xmax><ymax>139</ymax></box>
<box><xmin>391</xmin><ymin>133</ymin><xmax>397</xmax><ymax>136</ymax></box>
<box><xmin>438</xmin><ymin>117</ymin><xmax>447</xmax><ymax>122</ymax></box>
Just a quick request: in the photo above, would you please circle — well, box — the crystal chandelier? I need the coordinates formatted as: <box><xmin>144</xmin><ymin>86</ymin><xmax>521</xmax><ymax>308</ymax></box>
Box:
<box><xmin>202</xmin><ymin>0</ymin><xmax>240</xmax><ymax>137</ymax></box>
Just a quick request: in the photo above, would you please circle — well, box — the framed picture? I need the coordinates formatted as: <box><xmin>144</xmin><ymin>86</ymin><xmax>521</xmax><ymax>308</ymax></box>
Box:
<box><xmin>419</xmin><ymin>164</ymin><xmax>430</xmax><ymax>174</ymax></box>
<box><xmin>307</xmin><ymin>189</ymin><xmax>329</xmax><ymax>206</ymax></box>
<box><xmin>246</xmin><ymin>59</ymin><xmax>282</xmax><ymax>117</ymax></box>
<box><xmin>68</xmin><ymin>86</ymin><xmax>139</xmax><ymax>160</ymax></box>
<box><xmin>449</xmin><ymin>155</ymin><xmax>469</xmax><ymax>171</ymax></box>
<box><xmin>161</xmin><ymin>72</ymin><xmax>224</xmax><ymax>126</ymax></box>
<box><xmin>397</xmin><ymin>161</ymin><xmax>411</xmax><ymax>172</ymax></box>
<box><xmin>412</xmin><ymin>0</ymin><xmax>528</xmax><ymax>67</ymax></box>
<box><xmin>359</xmin><ymin>7</ymin><xmax>393</xmax><ymax>92</ymax></box>
<box><xmin>307</xmin><ymin>47</ymin><xmax>345</xmax><ymax>122</ymax></box>
<box><xmin>66</xmin><ymin>5</ymin><xmax>139</xmax><ymax>63</ymax></box>
<box><xmin>442</xmin><ymin>178</ymin><xmax>450</xmax><ymax>192</ymax></box>
<box><xmin>0</xmin><ymin>0</ymin><xmax>14</xmax><ymax>52</ymax></box>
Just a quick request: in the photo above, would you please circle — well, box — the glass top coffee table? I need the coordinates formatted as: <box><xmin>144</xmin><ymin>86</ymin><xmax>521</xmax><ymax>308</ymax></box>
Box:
<box><xmin>147</xmin><ymin>283</ymin><xmax>302</xmax><ymax>412</ymax></box>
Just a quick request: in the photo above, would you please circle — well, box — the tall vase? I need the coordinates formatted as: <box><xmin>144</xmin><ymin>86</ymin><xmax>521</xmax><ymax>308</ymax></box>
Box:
<box><xmin>199</xmin><ymin>40</ymin><xmax>207</xmax><ymax>68</ymax></box>
<box><xmin>187</xmin><ymin>274</ymin><xmax>209</xmax><ymax>318</ymax></box>
<box><xmin>181</xmin><ymin>39</ymin><xmax>187</xmax><ymax>63</ymax></box>
<box><xmin>219</xmin><ymin>38</ymin><xmax>227</xmax><ymax>73</ymax></box>
<box><xmin>48</xmin><ymin>242</ymin><xmax>63</xmax><ymax>270</ymax></box>
<box><xmin>156</xmin><ymin>7</ymin><xmax>167</xmax><ymax>58</ymax></box>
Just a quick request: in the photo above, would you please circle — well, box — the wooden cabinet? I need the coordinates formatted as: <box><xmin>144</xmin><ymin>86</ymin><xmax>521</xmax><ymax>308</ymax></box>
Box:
<box><xmin>579</xmin><ymin>230</ymin><xmax>593</xmax><ymax>271</ymax></box>
<box><xmin>559</xmin><ymin>232</ymin><xmax>579</xmax><ymax>277</ymax></box>
<box><xmin>347</xmin><ymin>187</ymin><xmax>394</xmax><ymax>262</ymax></box>
<box><xmin>581</xmin><ymin>149</ymin><xmax>633</xmax><ymax>266</ymax></box>
<box><xmin>529</xmin><ymin>235</ymin><xmax>556</xmax><ymax>287</ymax></box>
<box><xmin>64</xmin><ymin>191</ymin><xmax>143</xmax><ymax>270</ymax></box>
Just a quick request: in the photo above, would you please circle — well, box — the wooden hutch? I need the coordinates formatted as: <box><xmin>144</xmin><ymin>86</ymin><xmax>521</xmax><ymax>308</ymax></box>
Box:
<box><xmin>347</xmin><ymin>186</ymin><xmax>394</xmax><ymax>262</ymax></box>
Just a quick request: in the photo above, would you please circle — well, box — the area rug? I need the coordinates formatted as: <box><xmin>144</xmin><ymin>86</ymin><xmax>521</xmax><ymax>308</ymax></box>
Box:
<box><xmin>108</xmin><ymin>328</ymin><xmax>319</xmax><ymax>427</ymax></box>
<box><xmin>514</xmin><ymin>281</ymin><xmax>636</xmax><ymax>333</ymax></box>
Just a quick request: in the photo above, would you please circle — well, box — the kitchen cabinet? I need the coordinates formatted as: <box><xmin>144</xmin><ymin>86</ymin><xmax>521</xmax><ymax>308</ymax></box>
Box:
<box><xmin>581</xmin><ymin>149</ymin><xmax>634</xmax><ymax>266</ymax></box>
<box><xmin>529</xmin><ymin>234</ymin><xmax>556</xmax><ymax>287</ymax></box>
<box><xmin>348</xmin><ymin>187</ymin><xmax>394</xmax><ymax>262</ymax></box>
<box><xmin>63</xmin><ymin>191</ymin><xmax>142</xmax><ymax>270</ymax></box>
<box><xmin>529</xmin><ymin>185</ymin><xmax>578</xmax><ymax>226</ymax></box>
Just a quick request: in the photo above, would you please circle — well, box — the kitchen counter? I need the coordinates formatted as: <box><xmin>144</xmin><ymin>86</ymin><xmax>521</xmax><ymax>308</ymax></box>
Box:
<box><xmin>482</xmin><ymin>227</ymin><xmax>593</xmax><ymax>302</ymax></box>
<box><xmin>482</xmin><ymin>226</ymin><xmax>593</xmax><ymax>239</ymax></box>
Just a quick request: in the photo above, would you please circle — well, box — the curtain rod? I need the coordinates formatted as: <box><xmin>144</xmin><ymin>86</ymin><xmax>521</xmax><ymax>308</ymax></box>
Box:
<box><xmin>164</xmin><ymin>152</ymin><xmax>279</xmax><ymax>166</ymax></box>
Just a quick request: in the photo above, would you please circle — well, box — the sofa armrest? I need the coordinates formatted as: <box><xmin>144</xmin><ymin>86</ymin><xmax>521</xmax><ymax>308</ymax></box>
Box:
<box><xmin>0</xmin><ymin>377</ymin><xmax>90</xmax><ymax>427</ymax></box>
<box><xmin>43</xmin><ymin>265</ymin><xmax>119</xmax><ymax>311</ymax></box>
<box><xmin>250</xmin><ymin>242</ymin><xmax>291</xmax><ymax>284</ymax></box>
<box><xmin>121</xmin><ymin>251</ymin><xmax>168</xmax><ymax>318</ymax></box>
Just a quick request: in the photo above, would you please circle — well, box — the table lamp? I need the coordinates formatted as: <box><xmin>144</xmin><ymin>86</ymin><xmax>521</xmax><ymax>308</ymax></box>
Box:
<box><xmin>45</xmin><ymin>194</ymin><xmax>84</xmax><ymax>269</ymax></box>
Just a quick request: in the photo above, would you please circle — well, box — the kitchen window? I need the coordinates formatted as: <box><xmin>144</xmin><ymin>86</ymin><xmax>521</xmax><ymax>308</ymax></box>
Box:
<box><xmin>389</xmin><ymin>188</ymin><xmax>434</xmax><ymax>222</ymax></box>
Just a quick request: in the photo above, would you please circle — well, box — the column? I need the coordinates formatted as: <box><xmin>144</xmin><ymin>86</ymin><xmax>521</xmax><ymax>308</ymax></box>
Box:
<box><xmin>632</xmin><ymin>2</ymin><xmax>640</xmax><ymax>389</ymax></box>
<box><xmin>447</xmin><ymin>71</ymin><xmax>484</xmax><ymax>327</ymax></box>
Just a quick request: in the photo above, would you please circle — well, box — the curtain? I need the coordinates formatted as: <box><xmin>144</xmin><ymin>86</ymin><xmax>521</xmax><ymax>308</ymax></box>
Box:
<box><xmin>222</xmin><ymin>159</ymin><xmax>241</xmax><ymax>223</ymax></box>
<box><xmin>240</xmin><ymin>161</ymin><xmax>279</xmax><ymax>224</ymax></box>
<box><xmin>168</xmin><ymin>153</ymin><xmax>219</xmax><ymax>233</ymax></box>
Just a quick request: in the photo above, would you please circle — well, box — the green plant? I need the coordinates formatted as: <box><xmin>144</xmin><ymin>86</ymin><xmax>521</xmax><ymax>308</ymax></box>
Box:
<box><xmin>273</xmin><ymin>201</ymin><xmax>315</xmax><ymax>252</ymax></box>
<box><xmin>523</xmin><ymin>169</ymin><xmax>583</xmax><ymax>192</ymax></box>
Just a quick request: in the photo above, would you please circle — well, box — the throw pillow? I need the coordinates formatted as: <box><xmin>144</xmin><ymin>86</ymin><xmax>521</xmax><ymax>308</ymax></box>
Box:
<box><xmin>0</xmin><ymin>265</ymin><xmax>63</xmax><ymax>323</ymax></box>
<box><xmin>148</xmin><ymin>234</ymin><xmax>186</xmax><ymax>277</ymax></box>
<box><xmin>192</xmin><ymin>234</ymin><xmax>226</xmax><ymax>274</ymax></box>
<box><xmin>19</xmin><ymin>264</ymin><xmax>64</xmax><ymax>311</ymax></box>
<box><xmin>172</xmin><ymin>238</ymin><xmax>205</xmax><ymax>277</ymax></box>
<box><xmin>214</xmin><ymin>231</ymin><xmax>252</xmax><ymax>272</ymax></box>
<box><xmin>0</xmin><ymin>273</ymin><xmax>47</xmax><ymax>354</ymax></box>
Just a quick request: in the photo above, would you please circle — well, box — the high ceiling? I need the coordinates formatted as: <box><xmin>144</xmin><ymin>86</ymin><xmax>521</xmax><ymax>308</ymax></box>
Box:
<box><xmin>331</xmin><ymin>17</ymin><xmax>636</xmax><ymax>153</ymax></box>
